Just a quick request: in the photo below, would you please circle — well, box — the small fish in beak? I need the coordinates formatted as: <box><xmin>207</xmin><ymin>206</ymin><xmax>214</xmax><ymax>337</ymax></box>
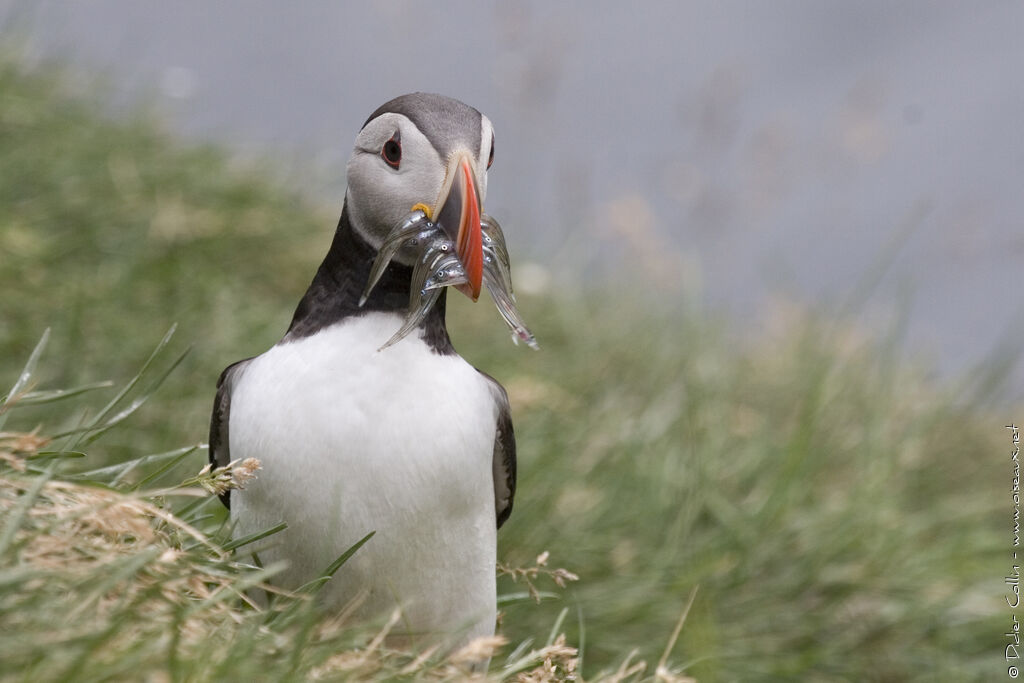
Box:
<box><xmin>359</xmin><ymin>203</ymin><xmax>537</xmax><ymax>351</ymax></box>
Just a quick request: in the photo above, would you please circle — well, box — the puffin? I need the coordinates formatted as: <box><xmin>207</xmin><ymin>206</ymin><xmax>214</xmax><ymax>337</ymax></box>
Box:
<box><xmin>209</xmin><ymin>93</ymin><xmax>533</xmax><ymax>648</ymax></box>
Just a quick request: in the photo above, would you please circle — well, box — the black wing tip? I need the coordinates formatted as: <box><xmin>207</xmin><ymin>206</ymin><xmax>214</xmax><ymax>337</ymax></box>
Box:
<box><xmin>496</xmin><ymin>501</ymin><xmax>512</xmax><ymax>529</ymax></box>
<box><xmin>209</xmin><ymin>358</ymin><xmax>254</xmax><ymax>513</ymax></box>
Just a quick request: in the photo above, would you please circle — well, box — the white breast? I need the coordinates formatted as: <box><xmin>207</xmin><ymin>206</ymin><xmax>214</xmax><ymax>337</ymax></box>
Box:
<box><xmin>228</xmin><ymin>312</ymin><xmax>499</xmax><ymax>642</ymax></box>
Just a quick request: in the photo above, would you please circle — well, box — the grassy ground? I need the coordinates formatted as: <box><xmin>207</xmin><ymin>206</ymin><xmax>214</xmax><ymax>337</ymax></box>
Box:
<box><xmin>0</xmin><ymin>52</ymin><xmax>1009</xmax><ymax>680</ymax></box>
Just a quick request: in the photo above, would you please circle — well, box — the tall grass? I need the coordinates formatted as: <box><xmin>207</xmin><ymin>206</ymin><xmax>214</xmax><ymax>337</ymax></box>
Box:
<box><xmin>0</xmin><ymin>50</ymin><xmax>1008</xmax><ymax>680</ymax></box>
<box><xmin>1</xmin><ymin>331</ymin><xmax>583</xmax><ymax>681</ymax></box>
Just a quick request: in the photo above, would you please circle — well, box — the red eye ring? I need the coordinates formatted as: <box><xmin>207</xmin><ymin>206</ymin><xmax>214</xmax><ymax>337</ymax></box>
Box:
<box><xmin>382</xmin><ymin>132</ymin><xmax>401</xmax><ymax>169</ymax></box>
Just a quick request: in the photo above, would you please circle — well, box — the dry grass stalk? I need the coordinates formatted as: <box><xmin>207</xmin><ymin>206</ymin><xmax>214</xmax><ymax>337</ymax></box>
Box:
<box><xmin>513</xmin><ymin>634</ymin><xmax>579</xmax><ymax>683</ymax></box>
<box><xmin>0</xmin><ymin>430</ymin><xmax>50</xmax><ymax>471</ymax></box>
<box><xmin>497</xmin><ymin>551</ymin><xmax>580</xmax><ymax>603</ymax></box>
<box><xmin>184</xmin><ymin>457</ymin><xmax>262</xmax><ymax>497</ymax></box>
<box><xmin>0</xmin><ymin>472</ymin><xmax>245</xmax><ymax>657</ymax></box>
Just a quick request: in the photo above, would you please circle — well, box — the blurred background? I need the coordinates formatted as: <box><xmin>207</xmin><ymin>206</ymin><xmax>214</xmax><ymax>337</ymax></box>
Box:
<box><xmin>3</xmin><ymin>0</ymin><xmax>1021</xmax><ymax>391</ymax></box>
<box><xmin>0</xmin><ymin>2</ymin><xmax>1016</xmax><ymax>680</ymax></box>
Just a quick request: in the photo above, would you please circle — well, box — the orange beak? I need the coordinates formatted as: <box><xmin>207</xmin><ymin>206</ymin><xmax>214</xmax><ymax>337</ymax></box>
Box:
<box><xmin>434</xmin><ymin>154</ymin><xmax>483</xmax><ymax>301</ymax></box>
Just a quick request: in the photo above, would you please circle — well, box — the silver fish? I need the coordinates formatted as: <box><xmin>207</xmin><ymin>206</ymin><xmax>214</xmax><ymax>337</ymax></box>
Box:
<box><xmin>361</xmin><ymin>209</ymin><xmax>538</xmax><ymax>350</ymax></box>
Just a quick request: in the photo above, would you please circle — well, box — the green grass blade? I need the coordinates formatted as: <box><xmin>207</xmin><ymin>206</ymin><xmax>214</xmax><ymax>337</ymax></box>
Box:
<box><xmin>496</xmin><ymin>591</ymin><xmax>560</xmax><ymax>605</ymax></box>
<box><xmin>92</xmin><ymin>324</ymin><xmax>177</xmax><ymax>426</ymax></box>
<box><xmin>0</xmin><ymin>463</ymin><xmax>55</xmax><ymax>556</ymax></box>
<box><xmin>69</xmin><ymin>445</ymin><xmax>200</xmax><ymax>484</ymax></box>
<box><xmin>293</xmin><ymin>531</ymin><xmax>376</xmax><ymax>595</ymax></box>
<box><xmin>79</xmin><ymin>345</ymin><xmax>192</xmax><ymax>448</ymax></box>
<box><xmin>0</xmin><ymin>328</ymin><xmax>50</xmax><ymax>430</ymax></box>
<box><xmin>545</xmin><ymin>607</ymin><xmax>569</xmax><ymax>647</ymax></box>
<box><xmin>129</xmin><ymin>444</ymin><xmax>199</xmax><ymax>490</ymax></box>
<box><xmin>501</xmin><ymin>638</ymin><xmax>536</xmax><ymax>676</ymax></box>
<box><xmin>576</xmin><ymin>601</ymin><xmax>586</xmax><ymax>679</ymax></box>
<box><xmin>13</xmin><ymin>380</ymin><xmax>114</xmax><ymax>407</ymax></box>
<box><xmin>221</xmin><ymin>522</ymin><xmax>289</xmax><ymax>552</ymax></box>
<box><xmin>58</xmin><ymin>326</ymin><xmax>180</xmax><ymax>448</ymax></box>
<box><xmin>26</xmin><ymin>450</ymin><xmax>86</xmax><ymax>460</ymax></box>
<box><xmin>319</xmin><ymin>530</ymin><xmax>375</xmax><ymax>579</ymax></box>
<box><xmin>172</xmin><ymin>494</ymin><xmax>218</xmax><ymax>523</ymax></box>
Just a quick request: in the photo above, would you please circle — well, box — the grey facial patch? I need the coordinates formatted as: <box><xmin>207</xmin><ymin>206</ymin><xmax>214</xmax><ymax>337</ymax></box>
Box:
<box><xmin>363</xmin><ymin>93</ymin><xmax>483</xmax><ymax>161</ymax></box>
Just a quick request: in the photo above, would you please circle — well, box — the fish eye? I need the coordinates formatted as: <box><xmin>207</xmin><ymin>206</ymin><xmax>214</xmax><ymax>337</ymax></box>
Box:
<box><xmin>382</xmin><ymin>132</ymin><xmax>402</xmax><ymax>169</ymax></box>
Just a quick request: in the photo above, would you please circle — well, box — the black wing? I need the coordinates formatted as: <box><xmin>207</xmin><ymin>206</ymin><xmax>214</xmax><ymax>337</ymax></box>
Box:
<box><xmin>209</xmin><ymin>358</ymin><xmax>253</xmax><ymax>509</ymax></box>
<box><xmin>480</xmin><ymin>371</ymin><xmax>516</xmax><ymax>529</ymax></box>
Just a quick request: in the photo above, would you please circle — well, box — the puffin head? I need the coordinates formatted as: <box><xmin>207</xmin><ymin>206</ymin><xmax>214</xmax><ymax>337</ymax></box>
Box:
<box><xmin>345</xmin><ymin>93</ymin><xmax>494</xmax><ymax>301</ymax></box>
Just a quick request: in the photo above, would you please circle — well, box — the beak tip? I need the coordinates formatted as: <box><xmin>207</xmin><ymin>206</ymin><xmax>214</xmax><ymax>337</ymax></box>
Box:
<box><xmin>456</xmin><ymin>282</ymin><xmax>482</xmax><ymax>301</ymax></box>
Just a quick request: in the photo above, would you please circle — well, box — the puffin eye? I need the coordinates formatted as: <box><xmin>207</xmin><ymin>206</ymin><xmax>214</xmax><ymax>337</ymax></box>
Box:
<box><xmin>381</xmin><ymin>132</ymin><xmax>402</xmax><ymax>169</ymax></box>
<box><xmin>487</xmin><ymin>134</ymin><xmax>495</xmax><ymax>169</ymax></box>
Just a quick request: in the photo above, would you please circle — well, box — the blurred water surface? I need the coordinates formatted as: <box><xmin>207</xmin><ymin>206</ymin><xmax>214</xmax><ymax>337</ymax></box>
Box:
<box><xmin>2</xmin><ymin>0</ymin><xmax>1021</xmax><ymax>391</ymax></box>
